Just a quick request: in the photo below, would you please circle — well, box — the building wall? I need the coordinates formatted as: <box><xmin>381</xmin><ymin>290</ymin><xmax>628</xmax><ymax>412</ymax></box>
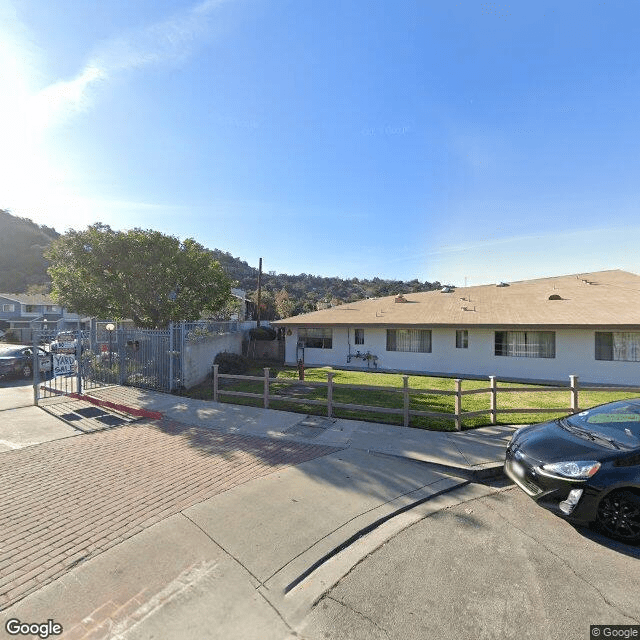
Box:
<box><xmin>183</xmin><ymin>332</ymin><xmax>243</xmax><ymax>388</ymax></box>
<box><xmin>284</xmin><ymin>326</ymin><xmax>640</xmax><ymax>385</ymax></box>
<box><xmin>0</xmin><ymin>297</ymin><xmax>24</xmax><ymax>321</ymax></box>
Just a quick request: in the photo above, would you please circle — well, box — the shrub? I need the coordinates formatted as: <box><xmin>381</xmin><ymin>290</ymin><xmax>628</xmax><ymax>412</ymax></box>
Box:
<box><xmin>249</xmin><ymin>326</ymin><xmax>277</xmax><ymax>341</ymax></box>
<box><xmin>214</xmin><ymin>352</ymin><xmax>249</xmax><ymax>375</ymax></box>
<box><xmin>3</xmin><ymin>329</ymin><xmax>20</xmax><ymax>343</ymax></box>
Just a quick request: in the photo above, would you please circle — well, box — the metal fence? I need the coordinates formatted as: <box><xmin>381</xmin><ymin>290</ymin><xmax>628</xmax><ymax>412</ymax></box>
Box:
<box><xmin>90</xmin><ymin>325</ymin><xmax>183</xmax><ymax>391</ymax></box>
<box><xmin>33</xmin><ymin>321</ymin><xmax>256</xmax><ymax>404</ymax></box>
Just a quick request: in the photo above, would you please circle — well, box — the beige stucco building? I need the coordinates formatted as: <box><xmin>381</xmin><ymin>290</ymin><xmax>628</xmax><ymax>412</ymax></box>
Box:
<box><xmin>274</xmin><ymin>270</ymin><xmax>640</xmax><ymax>385</ymax></box>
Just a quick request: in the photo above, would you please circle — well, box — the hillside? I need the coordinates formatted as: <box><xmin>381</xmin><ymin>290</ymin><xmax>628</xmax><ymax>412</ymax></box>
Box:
<box><xmin>0</xmin><ymin>209</ymin><xmax>60</xmax><ymax>293</ymax></box>
<box><xmin>0</xmin><ymin>210</ymin><xmax>442</xmax><ymax>316</ymax></box>
<box><xmin>209</xmin><ymin>249</ymin><xmax>442</xmax><ymax>316</ymax></box>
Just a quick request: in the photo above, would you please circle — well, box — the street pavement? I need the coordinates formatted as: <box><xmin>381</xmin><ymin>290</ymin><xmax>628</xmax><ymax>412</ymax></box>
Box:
<box><xmin>3</xmin><ymin>382</ymin><xmax>634</xmax><ymax>640</ymax></box>
<box><xmin>298</xmin><ymin>487</ymin><xmax>640</xmax><ymax>640</ymax></box>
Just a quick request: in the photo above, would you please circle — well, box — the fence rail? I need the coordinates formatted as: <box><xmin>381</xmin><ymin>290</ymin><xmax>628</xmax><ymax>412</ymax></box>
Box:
<box><xmin>211</xmin><ymin>366</ymin><xmax>640</xmax><ymax>430</ymax></box>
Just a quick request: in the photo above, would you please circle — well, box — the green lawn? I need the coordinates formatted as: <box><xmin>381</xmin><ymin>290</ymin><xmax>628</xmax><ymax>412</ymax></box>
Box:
<box><xmin>184</xmin><ymin>364</ymin><xmax>640</xmax><ymax>432</ymax></box>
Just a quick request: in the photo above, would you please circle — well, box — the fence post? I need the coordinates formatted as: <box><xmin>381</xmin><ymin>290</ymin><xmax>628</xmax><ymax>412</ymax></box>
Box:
<box><xmin>180</xmin><ymin>322</ymin><xmax>186</xmax><ymax>389</ymax></box>
<box><xmin>403</xmin><ymin>375</ymin><xmax>409</xmax><ymax>427</ymax></box>
<box><xmin>264</xmin><ymin>368</ymin><xmax>270</xmax><ymax>409</ymax></box>
<box><xmin>76</xmin><ymin>329</ymin><xmax>82</xmax><ymax>395</ymax></box>
<box><xmin>489</xmin><ymin>376</ymin><xmax>497</xmax><ymax>425</ymax></box>
<box><xmin>32</xmin><ymin>332</ymin><xmax>40</xmax><ymax>406</ymax></box>
<box><xmin>118</xmin><ymin>329</ymin><xmax>126</xmax><ymax>386</ymax></box>
<box><xmin>168</xmin><ymin>322</ymin><xmax>174</xmax><ymax>392</ymax></box>
<box><xmin>212</xmin><ymin>364</ymin><xmax>219</xmax><ymax>402</ymax></box>
<box><xmin>327</xmin><ymin>371</ymin><xmax>334</xmax><ymax>418</ymax></box>
<box><xmin>570</xmin><ymin>375</ymin><xmax>579</xmax><ymax>413</ymax></box>
<box><xmin>454</xmin><ymin>379</ymin><xmax>462</xmax><ymax>431</ymax></box>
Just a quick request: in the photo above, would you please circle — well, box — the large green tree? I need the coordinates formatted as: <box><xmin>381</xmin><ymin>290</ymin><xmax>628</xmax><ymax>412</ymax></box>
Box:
<box><xmin>46</xmin><ymin>224</ymin><xmax>231</xmax><ymax>328</ymax></box>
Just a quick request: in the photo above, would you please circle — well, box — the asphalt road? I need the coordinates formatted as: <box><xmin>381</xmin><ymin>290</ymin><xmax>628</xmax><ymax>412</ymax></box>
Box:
<box><xmin>299</xmin><ymin>485</ymin><xmax>640</xmax><ymax>640</ymax></box>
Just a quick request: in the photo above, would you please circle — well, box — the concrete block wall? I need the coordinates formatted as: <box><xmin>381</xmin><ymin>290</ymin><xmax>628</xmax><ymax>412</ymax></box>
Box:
<box><xmin>183</xmin><ymin>333</ymin><xmax>243</xmax><ymax>389</ymax></box>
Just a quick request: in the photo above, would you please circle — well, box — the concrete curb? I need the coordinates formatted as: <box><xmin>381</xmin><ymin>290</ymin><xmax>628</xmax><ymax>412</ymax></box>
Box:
<box><xmin>367</xmin><ymin>450</ymin><xmax>506</xmax><ymax>482</ymax></box>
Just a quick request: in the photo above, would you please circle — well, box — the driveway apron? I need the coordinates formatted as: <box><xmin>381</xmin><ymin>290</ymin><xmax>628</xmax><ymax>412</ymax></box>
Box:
<box><xmin>0</xmin><ymin>418</ymin><xmax>338</xmax><ymax>611</ymax></box>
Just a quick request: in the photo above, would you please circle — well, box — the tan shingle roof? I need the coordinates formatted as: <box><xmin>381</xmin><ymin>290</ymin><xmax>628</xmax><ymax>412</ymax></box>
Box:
<box><xmin>274</xmin><ymin>270</ymin><xmax>640</xmax><ymax>328</ymax></box>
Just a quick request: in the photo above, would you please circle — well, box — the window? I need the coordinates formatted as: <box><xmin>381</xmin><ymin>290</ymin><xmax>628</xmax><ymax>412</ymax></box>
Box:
<box><xmin>298</xmin><ymin>327</ymin><xmax>332</xmax><ymax>349</ymax></box>
<box><xmin>495</xmin><ymin>331</ymin><xmax>555</xmax><ymax>358</ymax></box>
<box><xmin>386</xmin><ymin>329</ymin><xmax>431</xmax><ymax>353</ymax></box>
<box><xmin>1</xmin><ymin>304</ymin><xmax>15</xmax><ymax>312</ymax></box>
<box><xmin>456</xmin><ymin>330</ymin><xmax>468</xmax><ymax>349</ymax></box>
<box><xmin>354</xmin><ymin>328</ymin><xmax>364</xmax><ymax>345</ymax></box>
<box><xmin>596</xmin><ymin>332</ymin><xmax>640</xmax><ymax>362</ymax></box>
<box><xmin>25</xmin><ymin>305</ymin><xmax>36</xmax><ymax>313</ymax></box>
<box><xmin>45</xmin><ymin>305</ymin><xmax>58</xmax><ymax>312</ymax></box>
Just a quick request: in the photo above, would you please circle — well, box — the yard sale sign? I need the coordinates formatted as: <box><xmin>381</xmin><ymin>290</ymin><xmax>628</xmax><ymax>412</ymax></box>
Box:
<box><xmin>52</xmin><ymin>354</ymin><xmax>75</xmax><ymax>377</ymax></box>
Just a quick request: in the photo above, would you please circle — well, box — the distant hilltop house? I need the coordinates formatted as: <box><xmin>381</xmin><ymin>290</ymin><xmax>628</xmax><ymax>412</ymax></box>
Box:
<box><xmin>230</xmin><ymin>288</ymin><xmax>253</xmax><ymax>321</ymax></box>
<box><xmin>273</xmin><ymin>270</ymin><xmax>640</xmax><ymax>386</ymax></box>
<box><xmin>0</xmin><ymin>293</ymin><xmax>85</xmax><ymax>342</ymax></box>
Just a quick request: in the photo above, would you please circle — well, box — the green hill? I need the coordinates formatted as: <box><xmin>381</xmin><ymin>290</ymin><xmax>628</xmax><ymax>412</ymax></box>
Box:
<box><xmin>0</xmin><ymin>209</ymin><xmax>60</xmax><ymax>293</ymax></box>
<box><xmin>0</xmin><ymin>210</ymin><xmax>442</xmax><ymax>316</ymax></box>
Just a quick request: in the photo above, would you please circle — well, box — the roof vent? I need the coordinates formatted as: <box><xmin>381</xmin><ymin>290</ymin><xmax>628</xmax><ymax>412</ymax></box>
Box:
<box><xmin>440</xmin><ymin>286</ymin><xmax>454</xmax><ymax>293</ymax></box>
<box><xmin>395</xmin><ymin>294</ymin><xmax>407</xmax><ymax>303</ymax></box>
<box><xmin>496</xmin><ymin>282</ymin><xmax>509</xmax><ymax>287</ymax></box>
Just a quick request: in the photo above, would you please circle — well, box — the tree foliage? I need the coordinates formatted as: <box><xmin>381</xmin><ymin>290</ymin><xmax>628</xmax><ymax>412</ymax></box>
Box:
<box><xmin>274</xmin><ymin>288</ymin><xmax>295</xmax><ymax>319</ymax></box>
<box><xmin>3</xmin><ymin>209</ymin><xmax>445</xmax><ymax>317</ymax></box>
<box><xmin>46</xmin><ymin>224</ymin><xmax>231</xmax><ymax>328</ymax></box>
<box><xmin>209</xmin><ymin>249</ymin><xmax>444</xmax><ymax>318</ymax></box>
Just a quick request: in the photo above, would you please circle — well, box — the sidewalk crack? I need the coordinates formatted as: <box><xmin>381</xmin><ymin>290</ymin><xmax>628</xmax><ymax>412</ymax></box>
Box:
<box><xmin>445</xmin><ymin>433</ymin><xmax>472</xmax><ymax>466</ymax></box>
<box><xmin>325</xmin><ymin>595</ymin><xmax>391</xmax><ymax>639</ymax></box>
<box><xmin>180</xmin><ymin>512</ymin><xmax>262</xmax><ymax>585</ymax></box>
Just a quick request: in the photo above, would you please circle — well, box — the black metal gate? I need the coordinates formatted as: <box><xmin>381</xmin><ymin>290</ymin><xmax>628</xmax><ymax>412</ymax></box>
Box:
<box><xmin>33</xmin><ymin>324</ymin><xmax>184</xmax><ymax>406</ymax></box>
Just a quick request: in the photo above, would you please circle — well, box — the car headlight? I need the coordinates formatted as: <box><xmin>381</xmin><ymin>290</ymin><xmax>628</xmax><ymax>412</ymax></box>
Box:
<box><xmin>540</xmin><ymin>461</ymin><xmax>601</xmax><ymax>480</ymax></box>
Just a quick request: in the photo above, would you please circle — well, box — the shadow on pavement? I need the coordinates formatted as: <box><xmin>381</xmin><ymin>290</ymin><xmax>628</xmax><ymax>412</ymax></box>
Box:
<box><xmin>574</xmin><ymin>524</ymin><xmax>640</xmax><ymax>557</ymax></box>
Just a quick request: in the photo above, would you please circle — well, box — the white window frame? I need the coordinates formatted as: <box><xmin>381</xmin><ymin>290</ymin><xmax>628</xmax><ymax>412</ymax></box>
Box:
<box><xmin>298</xmin><ymin>327</ymin><xmax>333</xmax><ymax>349</ymax></box>
<box><xmin>386</xmin><ymin>329</ymin><xmax>432</xmax><ymax>353</ymax></box>
<box><xmin>596</xmin><ymin>332</ymin><xmax>640</xmax><ymax>362</ymax></box>
<box><xmin>456</xmin><ymin>329</ymin><xmax>469</xmax><ymax>349</ymax></box>
<box><xmin>495</xmin><ymin>331</ymin><xmax>555</xmax><ymax>359</ymax></box>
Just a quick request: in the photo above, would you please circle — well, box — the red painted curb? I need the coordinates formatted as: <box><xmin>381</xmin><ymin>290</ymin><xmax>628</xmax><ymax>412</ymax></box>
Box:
<box><xmin>68</xmin><ymin>393</ymin><xmax>163</xmax><ymax>420</ymax></box>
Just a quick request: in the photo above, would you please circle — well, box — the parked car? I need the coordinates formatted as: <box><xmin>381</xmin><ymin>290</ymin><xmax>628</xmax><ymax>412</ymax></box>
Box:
<box><xmin>50</xmin><ymin>331</ymin><xmax>80</xmax><ymax>354</ymax></box>
<box><xmin>505</xmin><ymin>399</ymin><xmax>640</xmax><ymax>544</ymax></box>
<box><xmin>0</xmin><ymin>345</ymin><xmax>52</xmax><ymax>379</ymax></box>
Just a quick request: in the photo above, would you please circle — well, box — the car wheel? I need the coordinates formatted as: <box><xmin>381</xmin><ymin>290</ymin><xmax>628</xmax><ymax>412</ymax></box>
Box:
<box><xmin>596</xmin><ymin>490</ymin><xmax>640</xmax><ymax>544</ymax></box>
<box><xmin>21</xmin><ymin>364</ymin><xmax>32</xmax><ymax>379</ymax></box>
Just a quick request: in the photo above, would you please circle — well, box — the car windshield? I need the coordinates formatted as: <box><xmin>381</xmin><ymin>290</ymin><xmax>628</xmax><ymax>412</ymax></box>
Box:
<box><xmin>566</xmin><ymin>400</ymin><xmax>640</xmax><ymax>447</ymax></box>
<box><xmin>56</xmin><ymin>334</ymin><xmax>75</xmax><ymax>341</ymax></box>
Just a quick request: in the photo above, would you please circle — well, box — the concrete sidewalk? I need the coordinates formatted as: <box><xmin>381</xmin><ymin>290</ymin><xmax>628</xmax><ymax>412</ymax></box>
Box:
<box><xmin>80</xmin><ymin>385</ymin><xmax>515</xmax><ymax>475</ymax></box>
<box><xmin>1</xmin><ymin>386</ymin><xmax>515</xmax><ymax>640</ymax></box>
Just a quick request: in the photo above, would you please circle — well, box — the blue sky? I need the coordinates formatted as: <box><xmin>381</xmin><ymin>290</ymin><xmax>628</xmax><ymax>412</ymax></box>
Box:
<box><xmin>1</xmin><ymin>0</ymin><xmax>638</xmax><ymax>286</ymax></box>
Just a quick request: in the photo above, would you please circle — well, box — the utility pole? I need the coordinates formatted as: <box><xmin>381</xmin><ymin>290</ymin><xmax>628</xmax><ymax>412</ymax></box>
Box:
<box><xmin>256</xmin><ymin>257</ymin><xmax>263</xmax><ymax>328</ymax></box>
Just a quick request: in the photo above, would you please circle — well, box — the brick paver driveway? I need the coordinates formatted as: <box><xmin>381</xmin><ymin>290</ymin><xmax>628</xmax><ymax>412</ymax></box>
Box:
<box><xmin>0</xmin><ymin>419</ymin><xmax>337</xmax><ymax>610</ymax></box>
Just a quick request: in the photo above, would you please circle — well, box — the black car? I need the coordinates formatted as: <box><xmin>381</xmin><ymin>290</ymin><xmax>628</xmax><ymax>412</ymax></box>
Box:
<box><xmin>505</xmin><ymin>399</ymin><xmax>640</xmax><ymax>544</ymax></box>
<box><xmin>0</xmin><ymin>345</ymin><xmax>52</xmax><ymax>379</ymax></box>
